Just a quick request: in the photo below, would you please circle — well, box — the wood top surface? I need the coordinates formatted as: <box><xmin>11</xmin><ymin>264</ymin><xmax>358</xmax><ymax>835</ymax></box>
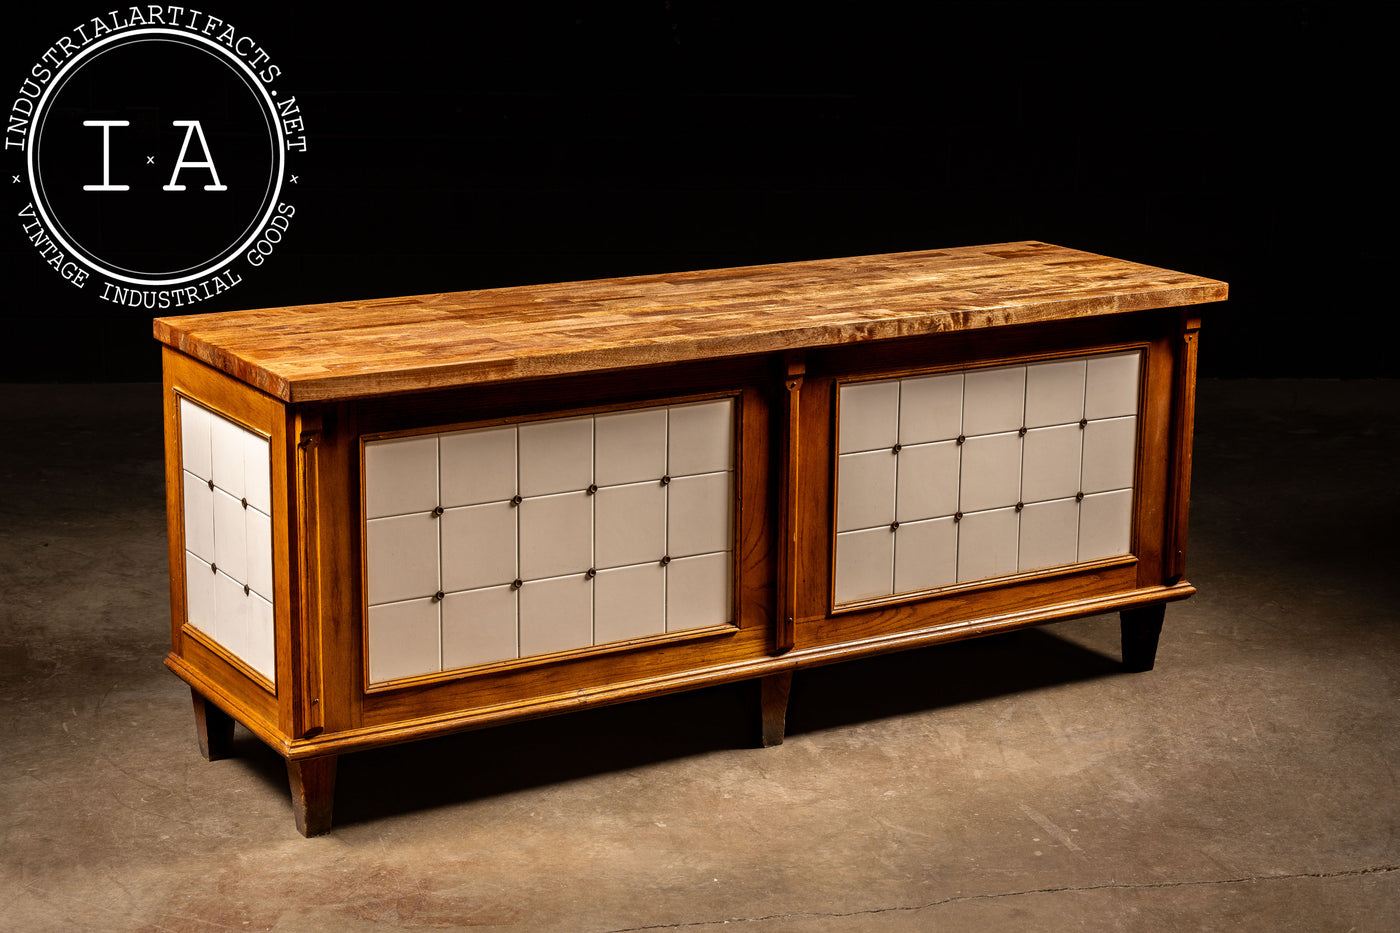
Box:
<box><xmin>153</xmin><ymin>241</ymin><xmax>1227</xmax><ymax>403</ymax></box>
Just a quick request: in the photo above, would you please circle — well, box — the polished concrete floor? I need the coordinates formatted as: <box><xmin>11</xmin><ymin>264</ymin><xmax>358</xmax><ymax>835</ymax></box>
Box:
<box><xmin>1</xmin><ymin>379</ymin><xmax>1396</xmax><ymax>932</ymax></box>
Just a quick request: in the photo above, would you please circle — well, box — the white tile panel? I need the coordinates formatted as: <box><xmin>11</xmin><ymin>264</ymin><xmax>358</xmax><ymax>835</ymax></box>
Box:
<box><xmin>594</xmin><ymin>563</ymin><xmax>667</xmax><ymax>643</ymax></box>
<box><xmin>519</xmin><ymin>491</ymin><xmax>592</xmax><ymax>581</ymax></box>
<box><xmin>178</xmin><ymin>398</ymin><xmax>211</xmax><ymax>481</ymax></box>
<box><xmin>441</xmin><ymin>586</ymin><xmax>518</xmax><ymax>670</ymax></box>
<box><xmin>962</xmin><ymin>366</ymin><xmax>1026</xmax><ymax>437</ymax></box>
<box><xmin>213</xmin><ymin>570</ymin><xmax>249</xmax><ymax>664</ymax></box>
<box><xmin>243</xmin><ymin>431</ymin><xmax>271</xmax><ymax>515</ymax></box>
<box><xmin>441</xmin><ymin>501</ymin><xmax>517</xmax><ymax>592</ymax></box>
<box><xmin>185</xmin><ymin>552</ymin><xmax>216</xmax><ymax>635</ymax></box>
<box><xmin>834</xmin><ymin>526</ymin><xmax>894</xmax><ymax>603</ymax></box>
<box><xmin>667</xmin><ymin>399</ymin><xmax>734</xmax><ymax>477</ymax></box>
<box><xmin>595</xmin><ymin>481</ymin><xmax>667</xmax><ymax>569</ymax></box>
<box><xmin>212</xmin><ymin>488</ymin><xmax>248</xmax><ymax>583</ymax></box>
<box><xmin>898</xmin><ymin>372</ymin><xmax>963</xmax><ymax>445</ymax></box>
<box><xmin>1021</xmin><ymin>424</ymin><xmax>1083</xmax><ymax>503</ymax></box>
<box><xmin>667</xmin><ymin>472</ymin><xmax>732</xmax><ymax>558</ymax></box>
<box><xmin>246</xmin><ymin>507</ymin><xmax>273</xmax><ymax>600</ymax></box>
<box><xmin>364</xmin><ymin>434</ymin><xmax>438</xmax><ymax>518</ymax></box>
<box><xmin>246</xmin><ymin>593</ymin><xmax>276</xmax><ymax>682</ymax></box>
<box><xmin>1018</xmin><ymin>498</ymin><xmax>1080</xmax><ymax>572</ymax></box>
<box><xmin>595</xmin><ymin>407</ymin><xmax>668</xmax><ymax>486</ymax></box>
<box><xmin>1079</xmin><ymin>489</ymin><xmax>1133</xmax><ymax>561</ymax></box>
<box><xmin>519</xmin><ymin>575</ymin><xmax>593</xmax><ymax>657</ymax></box>
<box><xmin>440</xmin><ymin>425</ymin><xmax>517</xmax><ymax>507</ymax></box>
<box><xmin>182</xmin><ymin>471</ymin><xmax>215</xmax><ymax>563</ymax></box>
<box><xmin>367</xmin><ymin>598</ymin><xmax>441</xmax><ymax>683</ymax></box>
<box><xmin>895</xmin><ymin>441</ymin><xmax>959</xmax><ymax>523</ymax></box>
<box><xmin>893</xmin><ymin>516</ymin><xmax>957</xmax><ymax>593</ymax></box>
<box><xmin>836</xmin><ymin>449</ymin><xmax>897</xmax><ymax>532</ymax></box>
<box><xmin>838</xmin><ymin>380</ymin><xmax>899</xmax><ymax>453</ymax></box>
<box><xmin>210</xmin><ymin>412</ymin><xmax>247</xmax><ymax>500</ymax></box>
<box><xmin>665</xmin><ymin>551</ymin><xmax>731</xmax><ymax>631</ymax></box>
<box><xmin>959</xmin><ymin>432</ymin><xmax>1022</xmax><ymax>513</ymax></box>
<box><xmin>956</xmin><ymin>507</ymin><xmax>1020</xmax><ymax>583</ymax></box>
<box><xmin>518</xmin><ymin>416</ymin><xmax>593</xmax><ymax>496</ymax></box>
<box><xmin>1081</xmin><ymin>416</ymin><xmax>1137</xmax><ymax>493</ymax></box>
<box><xmin>1025</xmin><ymin>358</ymin><xmax>1086</xmax><ymax>428</ymax></box>
<box><xmin>365</xmin><ymin>512</ymin><xmax>440</xmax><ymax>604</ymax></box>
<box><xmin>1085</xmin><ymin>352</ymin><xmax>1140</xmax><ymax>420</ymax></box>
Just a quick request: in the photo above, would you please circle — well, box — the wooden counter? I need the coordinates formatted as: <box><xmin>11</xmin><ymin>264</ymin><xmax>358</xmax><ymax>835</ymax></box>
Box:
<box><xmin>155</xmin><ymin>241</ymin><xmax>1226</xmax><ymax>834</ymax></box>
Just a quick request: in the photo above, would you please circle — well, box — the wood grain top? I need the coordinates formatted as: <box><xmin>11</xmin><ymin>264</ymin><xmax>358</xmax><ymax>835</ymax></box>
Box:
<box><xmin>153</xmin><ymin>241</ymin><xmax>1227</xmax><ymax>403</ymax></box>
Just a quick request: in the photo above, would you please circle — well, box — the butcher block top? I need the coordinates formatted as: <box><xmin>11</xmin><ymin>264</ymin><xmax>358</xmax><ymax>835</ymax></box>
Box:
<box><xmin>153</xmin><ymin>241</ymin><xmax>1227</xmax><ymax>403</ymax></box>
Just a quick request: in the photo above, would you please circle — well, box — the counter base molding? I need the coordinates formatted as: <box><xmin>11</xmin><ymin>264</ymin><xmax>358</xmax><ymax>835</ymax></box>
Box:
<box><xmin>156</xmin><ymin>241</ymin><xmax>1226</xmax><ymax>834</ymax></box>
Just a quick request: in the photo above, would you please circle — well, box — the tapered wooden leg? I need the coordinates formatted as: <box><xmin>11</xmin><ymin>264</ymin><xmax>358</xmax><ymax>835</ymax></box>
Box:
<box><xmin>191</xmin><ymin>688</ymin><xmax>235</xmax><ymax>761</ymax></box>
<box><xmin>1121</xmin><ymin>604</ymin><xmax>1166</xmax><ymax>673</ymax></box>
<box><xmin>758</xmin><ymin>671</ymin><xmax>794</xmax><ymax>747</ymax></box>
<box><xmin>287</xmin><ymin>755</ymin><xmax>338</xmax><ymax>837</ymax></box>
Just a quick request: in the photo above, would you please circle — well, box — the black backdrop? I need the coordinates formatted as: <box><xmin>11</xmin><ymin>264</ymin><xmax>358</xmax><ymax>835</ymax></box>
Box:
<box><xmin>1</xmin><ymin>1</ymin><xmax>1384</xmax><ymax>381</ymax></box>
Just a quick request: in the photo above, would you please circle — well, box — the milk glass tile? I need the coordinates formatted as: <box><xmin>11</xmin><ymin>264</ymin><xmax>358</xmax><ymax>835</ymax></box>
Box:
<box><xmin>246</xmin><ymin>593</ymin><xmax>276</xmax><ymax>682</ymax></box>
<box><xmin>836</xmin><ymin>449</ymin><xmax>897</xmax><ymax>532</ymax></box>
<box><xmin>243</xmin><ymin>431</ymin><xmax>271</xmax><ymax>515</ymax></box>
<box><xmin>179</xmin><ymin>398</ymin><xmax>211</xmax><ymax>481</ymax></box>
<box><xmin>1018</xmin><ymin>498</ymin><xmax>1080</xmax><ymax>572</ymax></box>
<box><xmin>665</xmin><ymin>552</ymin><xmax>731</xmax><ymax>631</ymax></box>
<box><xmin>184</xmin><ymin>552</ymin><xmax>215</xmax><ymax>634</ymax></box>
<box><xmin>441</xmin><ymin>501</ymin><xmax>517</xmax><ymax>591</ymax></box>
<box><xmin>957</xmin><ymin>507</ymin><xmax>1020</xmax><ymax>583</ymax></box>
<box><xmin>182</xmin><ymin>470</ymin><xmax>215</xmax><ymax>562</ymax></box>
<box><xmin>440</xmin><ymin>425</ymin><xmax>517</xmax><ymax>507</ymax></box>
<box><xmin>594</xmin><ymin>563</ymin><xmax>666</xmax><ymax>643</ymax></box>
<box><xmin>367</xmin><ymin>598</ymin><xmax>441</xmax><ymax>683</ymax></box>
<box><xmin>962</xmin><ymin>366</ymin><xmax>1026</xmax><ymax>436</ymax></box>
<box><xmin>1082</xmin><ymin>416</ymin><xmax>1137</xmax><ymax>493</ymax></box>
<box><xmin>667</xmin><ymin>399</ymin><xmax>734</xmax><ymax>477</ymax></box>
<box><xmin>834</xmin><ymin>526</ymin><xmax>894</xmax><ymax>603</ymax></box>
<box><xmin>210</xmin><ymin>413</ymin><xmax>247</xmax><ymax>499</ymax></box>
<box><xmin>893</xmin><ymin>516</ymin><xmax>957</xmax><ymax>593</ymax></box>
<box><xmin>959</xmin><ymin>432</ymin><xmax>1022</xmax><ymax>513</ymax></box>
<box><xmin>214</xmin><ymin>570</ymin><xmax>249</xmax><ymax>663</ymax></box>
<box><xmin>595</xmin><ymin>481</ymin><xmax>666</xmax><ymax>569</ymax></box>
<box><xmin>895</xmin><ymin>441</ymin><xmax>960</xmax><ymax>523</ymax></box>
<box><xmin>364</xmin><ymin>435</ymin><xmax>439</xmax><ymax>518</ymax></box>
<box><xmin>519</xmin><ymin>491</ymin><xmax>592</xmax><ymax>581</ymax></box>
<box><xmin>1021</xmin><ymin>424</ymin><xmax>1082</xmax><ymax>503</ymax></box>
<box><xmin>1085</xmin><ymin>352</ymin><xmax>1141</xmax><ymax>420</ymax></box>
<box><xmin>1079</xmin><ymin>489</ymin><xmax>1133</xmax><ymax>561</ymax></box>
<box><xmin>519</xmin><ymin>575</ymin><xmax>593</xmax><ymax>657</ymax></box>
<box><xmin>246</xmin><ymin>507</ymin><xmax>273</xmax><ymax>600</ymax></box>
<box><xmin>838</xmin><ymin>380</ymin><xmax>899</xmax><ymax>453</ymax></box>
<box><xmin>595</xmin><ymin>407</ymin><xmax>668</xmax><ymax>486</ymax></box>
<box><xmin>1025</xmin><ymin>358</ymin><xmax>1086</xmax><ymax>427</ymax></box>
<box><xmin>518</xmin><ymin>416</ymin><xmax>593</xmax><ymax>496</ymax></box>
<box><xmin>212</xmin><ymin>488</ymin><xmax>248</xmax><ymax>583</ymax></box>
<box><xmin>667</xmin><ymin>472</ymin><xmax>733</xmax><ymax>557</ymax></box>
<box><xmin>899</xmin><ymin>372</ymin><xmax>962</xmax><ymax>445</ymax></box>
<box><xmin>365</xmin><ymin>512</ymin><xmax>439</xmax><ymax>605</ymax></box>
<box><xmin>441</xmin><ymin>585</ymin><xmax>518</xmax><ymax>669</ymax></box>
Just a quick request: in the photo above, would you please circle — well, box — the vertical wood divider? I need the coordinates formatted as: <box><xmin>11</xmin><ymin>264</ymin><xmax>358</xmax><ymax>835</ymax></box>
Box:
<box><xmin>1166</xmin><ymin>313</ymin><xmax>1201</xmax><ymax>582</ymax></box>
<box><xmin>775</xmin><ymin>351</ymin><xmax>805</xmax><ymax>653</ymax></box>
<box><xmin>294</xmin><ymin>409</ymin><xmax>325</xmax><ymax>738</ymax></box>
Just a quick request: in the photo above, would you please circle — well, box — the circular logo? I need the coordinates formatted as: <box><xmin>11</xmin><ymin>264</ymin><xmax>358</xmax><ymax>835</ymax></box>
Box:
<box><xmin>9</xmin><ymin>12</ymin><xmax>305</xmax><ymax>307</ymax></box>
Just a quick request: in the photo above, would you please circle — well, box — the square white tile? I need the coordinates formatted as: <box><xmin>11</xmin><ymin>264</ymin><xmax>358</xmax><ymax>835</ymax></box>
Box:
<box><xmin>834</xmin><ymin>526</ymin><xmax>894</xmax><ymax>604</ymax></box>
<box><xmin>212</xmin><ymin>488</ymin><xmax>248</xmax><ymax>583</ymax></box>
<box><xmin>518</xmin><ymin>416</ymin><xmax>593</xmax><ymax>496</ymax></box>
<box><xmin>1021</xmin><ymin>424</ymin><xmax>1082</xmax><ymax>503</ymax></box>
<box><xmin>956</xmin><ymin>507</ymin><xmax>1020</xmax><ymax>583</ymax></box>
<box><xmin>246</xmin><ymin>593</ymin><xmax>276</xmax><ymax>683</ymax></box>
<box><xmin>836</xmin><ymin>449</ymin><xmax>897</xmax><ymax>532</ymax></box>
<box><xmin>898</xmin><ymin>372</ymin><xmax>963</xmax><ymax>445</ymax></box>
<box><xmin>367</xmin><ymin>598</ymin><xmax>441</xmax><ymax>683</ymax></box>
<box><xmin>1018</xmin><ymin>498</ymin><xmax>1080</xmax><ymax>572</ymax></box>
<box><xmin>665</xmin><ymin>552</ymin><xmax>732</xmax><ymax>631</ymax></box>
<box><xmin>179</xmin><ymin>398</ymin><xmax>211</xmax><ymax>481</ymax></box>
<box><xmin>594</xmin><ymin>563</ymin><xmax>667</xmax><ymax>643</ymax></box>
<box><xmin>441</xmin><ymin>585</ymin><xmax>519</xmax><ymax>669</ymax></box>
<box><xmin>595</xmin><ymin>407</ymin><xmax>668</xmax><ymax>486</ymax></box>
<box><xmin>1081</xmin><ymin>416</ymin><xmax>1137</xmax><ymax>493</ymax></box>
<box><xmin>210</xmin><ymin>412</ymin><xmax>247</xmax><ymax>499</ymax></box>
<box><xmin>1079</xmin><ymin>489</ymin><xmax>1133</xmax><ymax>561</ymax></box>
<box><xmin>518</xmin><ymin>574</ymin><xmax>593</xmax><ymax>657</ymax></box>
<box><xmin>667</xmin><ymin>472</ymin><xmax>733</xmax><ymax>557</ymax></box>
<box><xmin>243</xmin><ymin>431</ymin><xmax>271</xmax><ymax>515</ymax></box>
<box><xmin>440</xmin><ymin>424</ymin><xmax>517</xmax><ymax>507</ymax></box>
<box><xmin>441</xmin><ymin>500</ymin><xmax>517</xmax><ymax>591</ymax></box>
<box><xmin>1085</xmin><ymin>352</ymin><xmax>1141</xmax><ymax>420</ymax></box>
<box><xmin>365</xmin><ymin>512</ymin><xmax>440</xmax><ymax>605</ymax></box>
<box><xmin>962</xmin><ymin>366</ymin><xmax>1026</xmax><ymax>436</ymax></box>
<box><xmin>668</xmin><ymin>399</ymin><xmax>734</xmax><ymax>477</ymax></box>
<box><xmin>595</xmin><ymin>481</ymin><xmax>667</xmax><ymax>569</ymax></box>
<box><xmin>518</xmin><ymin>491</ymin><xmax>593</xmax><ymax>581</ymax></box>
<box><xmin>182</xmin><ymin>470</ymin><xmax>215</xmax><ymax>563</ymax></box>
<box><xmin>959</xmin><ymin>432</ymin><xmax>1021</xmax><ymax>513</ymax></box>
<box><xmin>184</xmin><ymin>551</ymin><xmax>216</xmax><ymax>635</ymax></box>
<box><xmin>213</xmin><ymin>569</ymin><xmax>249</xmax><ymax>663</ymax></box>
<box><xmin>893</xmin><ymin>516</ymin><xmax>957</xmax><ymax>593</ymax></box>
<box><xmin>1025</xmin><ymin>358</ymin><xmax>1086</xmax><ymax>427</ymax></box>
<box><xmin>838</xmin><ymin>380</ymin><xmax>899</xmax><ymax>453</ymax></box>
<box><xmin>364</xmin><ymin>434</ymin><xmax>439</xmax><ymax>518</ymax></box>
<box><xmin>895</xmin><ymin>441</ymin><xmax>960</xmax><ymax>523</ymax></box>
<box><xmin>246</xmin><ymin>506</ymin><xmax>273</xmax><ymax>600</ymax></box>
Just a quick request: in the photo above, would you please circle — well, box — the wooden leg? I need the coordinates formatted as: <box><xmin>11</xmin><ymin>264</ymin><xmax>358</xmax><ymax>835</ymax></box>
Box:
<box><xmin>758</xmin><ymin>671</ymin><xmax>794</xmax><ymax>748</ymax></box>
<box><xmin>287</xmin><ymin>755</ymin><xmax>338</xmax><ymax>837</ymax></box>
<box><xmin>1121</xmin><ymin>603</ymin><xmax>1166</xmax><ymax>673</ymax></box>
<box><xmin>191</xmin><ymin>688</ymin><xmax>235</xmax><ymax>761</ymax></box>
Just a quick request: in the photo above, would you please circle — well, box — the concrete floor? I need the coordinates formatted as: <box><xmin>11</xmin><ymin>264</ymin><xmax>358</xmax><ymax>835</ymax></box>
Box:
<box><xmin>1</xmin><ymin>379</ymin><xmax>1396</xmax><ymax>932</ymax></box>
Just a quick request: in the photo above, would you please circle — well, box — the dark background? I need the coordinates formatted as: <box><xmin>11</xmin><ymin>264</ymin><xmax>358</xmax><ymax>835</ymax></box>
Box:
<box><xmin>1</xmin><ymin>1</ymin><xmax>1383</xmax><ymax>381</ymax></box>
